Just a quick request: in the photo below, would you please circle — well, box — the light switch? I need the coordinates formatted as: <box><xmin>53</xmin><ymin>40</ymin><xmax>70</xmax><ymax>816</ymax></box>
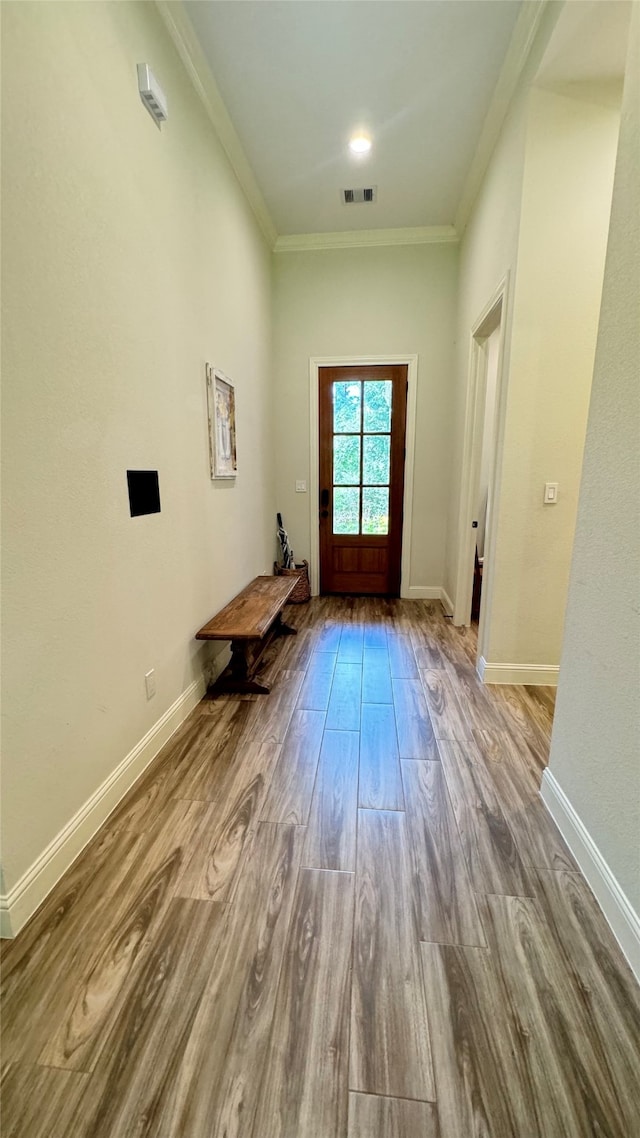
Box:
<box><xmin>544</xmin><ymin>482</ymin><xmax>559</xmax><ymax>504</ymax></box>
<box><xmin>295</xmin><ymin>480</ymin><xmax>307</xmax><ymax>493</ymax></box>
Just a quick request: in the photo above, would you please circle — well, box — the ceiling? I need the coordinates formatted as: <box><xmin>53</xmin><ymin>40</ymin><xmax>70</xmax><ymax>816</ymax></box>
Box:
<box><xmin>184</xmin><ymin>0</ymin><xmax>524</xmax><ymax>236</ymax></box>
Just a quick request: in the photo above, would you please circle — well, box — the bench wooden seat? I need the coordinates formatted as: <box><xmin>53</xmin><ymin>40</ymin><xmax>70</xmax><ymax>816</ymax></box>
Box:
<box><xmin>196</xmin><ymin>575</ymin><xmax>298</xmax><ymax>695</ymax></box>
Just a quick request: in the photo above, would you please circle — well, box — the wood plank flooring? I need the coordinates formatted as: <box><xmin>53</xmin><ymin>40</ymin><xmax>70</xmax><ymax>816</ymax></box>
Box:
<box><xmin>351</xmin><ymin>808</ymin><xmax>435</xmax><ymax>1101</ymax></box>
<box><xmin>2</xmin><ymin>597</ymin><xmax>638</xmax><ymax>1138</ymax></box>
<box><xmin>253</xmin><ymin>867</ymin><xmax>354</xmax><ymax>1138</ymax></box>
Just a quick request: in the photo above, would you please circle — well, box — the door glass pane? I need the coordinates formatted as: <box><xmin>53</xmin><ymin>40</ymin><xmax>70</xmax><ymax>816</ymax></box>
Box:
<box><xmin>333</xmin><ymin>381</ymin><xmax>361</xmax><ymax>433</ymax></box>
<box><xmin>334</xmin><ymin>435</ymin><xmax>360</xmax><ymax>485</ymax></box>
<box><xmin>333</xmin><ymin>487</ymin><xmax>360</xmax><ymax>534</ymax></box>
<box><xmin>362</xmin><ymin>487</ymin><xmax>389</xmax><ymax>535</ymax></box>
<box><xmin>363</xmin><ymin>380</ymin><xmax>392</xmax><ymax>432</ymax></box>
<box><xmin>363</xmin><ymin>435</ymin><xmax>390</xmax><ymax>484</ymax></box>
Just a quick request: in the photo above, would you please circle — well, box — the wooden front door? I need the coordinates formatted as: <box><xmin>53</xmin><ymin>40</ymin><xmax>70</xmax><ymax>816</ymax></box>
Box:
<box><xmin>319</xmin><ymin>364</ymin><xmax>408</xmax><ymax>595</ymax></box>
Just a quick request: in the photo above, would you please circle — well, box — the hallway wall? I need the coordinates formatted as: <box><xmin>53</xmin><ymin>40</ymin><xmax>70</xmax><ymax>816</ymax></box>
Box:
<box><xmin>1</xmin><ymin>1</ymin><xmax>274</xmax><ymax>918</ymax></box>
<box><xmin>482</xmin><ymin>82</ymin><xmax>620</xmax><ymax>670</ymax></box>
<box><xmin>445</xmin><ymin>3</ymin><xmax>622</xmax><ymax>677</ymax></box>
<box><xmin>544</xmin><ymin>6</ymin><xmax>640</xmax><ymax>945</ymax></box>
<box><xmin>442</xmin><ymin>2</ymin><xmax>552</xmax><ymax>614</ymax></box>
<box><xmin>272</xmin><ymin>242</ymin><xmax>458</xmax><ymax>594</ymax></box>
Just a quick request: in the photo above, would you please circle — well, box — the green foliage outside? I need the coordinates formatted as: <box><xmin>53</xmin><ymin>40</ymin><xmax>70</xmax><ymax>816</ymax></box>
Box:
<box><xmin>332</xmin><ymin>380</ymin><xmax>392</xmax><ymax>535</ymax></box>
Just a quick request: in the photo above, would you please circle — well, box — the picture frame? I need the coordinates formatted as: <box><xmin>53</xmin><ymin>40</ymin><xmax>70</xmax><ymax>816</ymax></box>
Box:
<box><xmin>206</xmin><ymin>364</ymin><xmax>237</xmax><ymax>480</ymax></box>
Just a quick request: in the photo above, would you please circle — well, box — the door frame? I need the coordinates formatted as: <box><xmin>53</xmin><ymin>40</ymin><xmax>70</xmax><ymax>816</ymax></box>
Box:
<box><xmin>452</xmin><ymin>275</ymin><xmax>510</xmax><ymax>664</ymax></box>
<box><xmin>308</xmin><ymin>355</ymin><xmax>418</xmax><ymax>597</ymax></box>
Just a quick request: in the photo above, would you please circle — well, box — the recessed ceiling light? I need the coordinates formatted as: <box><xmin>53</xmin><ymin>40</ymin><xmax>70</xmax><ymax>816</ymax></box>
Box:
<box><xmin>349</xmin><ymin>134</ymin><xmax>372</xmax><ymax>155</ymax></box>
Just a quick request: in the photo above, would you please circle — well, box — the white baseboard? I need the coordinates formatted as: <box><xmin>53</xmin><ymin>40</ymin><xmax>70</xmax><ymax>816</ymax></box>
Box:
<box><xmin>404</xmin><ymin>585</ymin><xmax>445</xmax><ymax>601</ymax></box>
<box><xmin>0</xmin><ymin>899</ymin><xmax>12</xmax><ymax>939</ymax></box>
<box><xmin>440</xmin><ymin>587</ymin><xmax>454</xmax><ymax>616</ymax></box>
<box><xmin>477</xmin><ymin>656</ymin><xmax>559</xmax><ymax>686</ymax></box>
<box><xmin>540</xmin><ymin>770</ymin><xmax>640</xmax><ymax>982</ymax></box>
<box><xmin>402</xmin><ymin>586</ymin><xmax>454</xmax><ymax>615</ymax></box>
<box><xmin>0</xmin><ymin>673</ymin><xmax>208</xmax><ymax>939</ymax></box>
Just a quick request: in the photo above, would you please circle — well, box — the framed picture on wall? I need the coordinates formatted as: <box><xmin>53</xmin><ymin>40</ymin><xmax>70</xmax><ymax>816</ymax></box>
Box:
<box><xmin>206</xmin><ymin>364</ymin><xmax>237</xmax><ymax>479</ymax></box>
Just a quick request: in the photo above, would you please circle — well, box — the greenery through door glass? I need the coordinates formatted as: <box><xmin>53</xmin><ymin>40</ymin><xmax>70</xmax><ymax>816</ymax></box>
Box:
<box><xmin>363</xmin><ymin>435</ymin><xmax>390</xmax><ymax>484</ymax></box>
<box><xmin>333</xmin><ymin>487</ymin><xmax>360</xmax><ymax>534</ymax></box>
<box><xmin>333</xmin><ymin>435</ymin><xmax>360</xmax><ymax>485</ymax></box>
<box><xmin>332</xmin><ymin>378</ymin><xmax>392</xmax><ymax>535</ymax></box>
<box><xmin>363</xmin><ymin>380</ymin><xmax>392</xmax><ymax>432</ymax></box>
<box><xmin>333</xmin><ymin>381</ymin><xmax>361</xmax><ymax>433</ymax></box>
<box><xmin>362</xmin><ymin>487</ymin><xmax>389</xmax><ymax>534</ymax></box>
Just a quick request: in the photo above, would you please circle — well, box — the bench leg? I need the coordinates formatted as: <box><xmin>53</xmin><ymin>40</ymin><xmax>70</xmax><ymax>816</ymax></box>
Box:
<box><xmin>210</xmin><ymin>638</ymin><xmax>272</xmax><ymax>695</ymax></box>
<box><xmin>209</xmin><ymin>613</ymin><xmax>297</xmax><ymax>697</ymax></box>
<box><xmin>215</xmin><ymin>675</ymin><xmax>271</xmax><ymax>696</ymax></box>
<box><xmin>229</xmin><ymin>639</ymin><xmax>271</xmax><ymax>694</ymax></box>
<box><xmin>274</xmin><ymin>613</ymin><xmax>298</xmax><ymax>638</ymax></box>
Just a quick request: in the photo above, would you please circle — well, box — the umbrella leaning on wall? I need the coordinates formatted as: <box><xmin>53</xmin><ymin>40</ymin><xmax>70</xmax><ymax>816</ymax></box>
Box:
<box><xmin>276</xmin><ymin>512</ymin><xmax>295</xmax><ymax>569</ymax></box>
<box><xmin>274</xmin><ymin>513</ymin><xmax>310</xmax><ymax>603</ymax></box>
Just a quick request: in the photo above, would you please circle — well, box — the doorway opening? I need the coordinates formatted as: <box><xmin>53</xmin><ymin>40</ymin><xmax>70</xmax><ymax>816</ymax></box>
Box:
<box><xmin>471</xmin><ymin>322</ymin><xmax>501</xmax><ymax>622</ymax></box>
<box><xmin>453</xmin><ymin>279</ymin><xmax>507</xmax><ymax>660</ymax></box>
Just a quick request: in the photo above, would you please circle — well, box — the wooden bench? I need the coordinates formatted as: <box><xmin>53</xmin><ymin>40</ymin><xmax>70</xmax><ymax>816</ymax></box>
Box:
<box><xmin>195</xmin><ymin>575</ymin><xmax>298</xmax><ymax>695</ymax></box>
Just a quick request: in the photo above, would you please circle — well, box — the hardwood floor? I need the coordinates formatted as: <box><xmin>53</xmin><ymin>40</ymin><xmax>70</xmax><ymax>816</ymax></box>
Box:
<box><xmin>253</xmin><ymin>867</ymin><xmax>354</xmax><ymax>1138</ymax></box>
<box><xmin>303</xmin><ymin>730</ymin><xmax>359</xmax><ymax>871</ymax></box>
<box><xmin>2</xmin><ymin>598</ymin><xmax>638</xmax><ymax>1138</ymax></box>
<box><xmin>351</xmin><ymin>807</ymin><xmax>435</xmax><ymax>1101</ymax></box>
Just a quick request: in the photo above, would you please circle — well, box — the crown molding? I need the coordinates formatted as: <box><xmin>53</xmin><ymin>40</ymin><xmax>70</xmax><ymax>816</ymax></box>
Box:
<box><xmin>274</xmin><ymin>225</ymin><xmax>458</xmax><ymax>254</ymax></box>
<box><xmin>455</xmin><ymin>0</ymin><xmax>554</xmax><ymax>235</ymax></box>
<box><xmin>155</xmin><ymin>0</ymin><xmax>278</xmax><ymax>249</ymax></box>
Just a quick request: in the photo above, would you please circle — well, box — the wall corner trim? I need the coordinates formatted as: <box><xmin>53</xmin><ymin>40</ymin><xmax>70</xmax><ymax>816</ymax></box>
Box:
<box><xmin>0</xmin><ymin>673</ymin><xmax>208</xmax><ymax>939</ymax></box>
<box><xmin>477</xmin><ymin>657</ymin><xmax>559</xmax><ymax>685</ymax></box>
<box><xmin>540</xmin><ymin>770</ymin><xmax>640</xmax><ymax>982</ymax></box>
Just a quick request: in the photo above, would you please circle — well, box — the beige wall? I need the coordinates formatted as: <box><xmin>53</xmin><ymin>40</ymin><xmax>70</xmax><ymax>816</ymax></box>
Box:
<box><xmin>443</xmin><ymin>5</ymin><xmax>553</xmax><ymax>609</ymax></box>
<box><xmin>272</xmin><ymin>243</ymin><xmax>458</xmax><ymax>593</ymax></box>
<box><xmin>446</xmin><ymin>3</ymin><xmax>621</xmax><ymax>673</ymax></box>
<box><xmin>483</xmin><ymin>83</ymin><xmax>620</xmax><ymax>667</ymax></box>
<box><xmin>545</xmin><ymin>8</ymin><xmax>640</xmax><ymax>915</ymax></box>
<box><xmin>1</xmin><ymin>2</ymin><xmax>274</xmax><ymax>896</ymax></box>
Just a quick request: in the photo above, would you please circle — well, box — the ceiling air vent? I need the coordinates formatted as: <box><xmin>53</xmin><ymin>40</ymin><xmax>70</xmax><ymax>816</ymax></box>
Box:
<box><xmin>342</xmin><ymin>186</ymin><xmax>377</xmax><ymax>205</ymax></box>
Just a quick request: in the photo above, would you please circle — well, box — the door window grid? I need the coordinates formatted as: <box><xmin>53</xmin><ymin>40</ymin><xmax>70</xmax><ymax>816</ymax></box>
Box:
<box><xmin>332</xmin><ymin>381</ymin><xmax>392</xmax><ymax>535</ymax></box>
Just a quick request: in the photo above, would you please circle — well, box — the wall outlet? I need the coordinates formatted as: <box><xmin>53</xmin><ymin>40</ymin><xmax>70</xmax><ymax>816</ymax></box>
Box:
<box><xmin>145</xmin><ymin>669</ymin><xmax>156</xmax><ymax>699</ymax></box>
<box><xmin>295</xmin><ymin>480</ymin><xmax>307</xmax><ymax>493</ymax></box>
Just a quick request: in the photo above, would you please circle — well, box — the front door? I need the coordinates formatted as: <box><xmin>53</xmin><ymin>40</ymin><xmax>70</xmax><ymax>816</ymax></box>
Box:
<box><xmin>319</xmin><ymin>364</ymin><xmax>408</xmax><ymax>595</ymax></box>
